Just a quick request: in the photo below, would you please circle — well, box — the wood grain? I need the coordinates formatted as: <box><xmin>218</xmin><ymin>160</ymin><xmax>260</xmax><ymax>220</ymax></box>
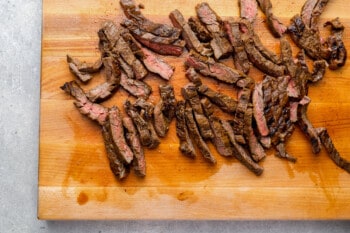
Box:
<box><xmin>39</xmin><ymin>0</ymin><xmax>350</xmax><ymax>219</ymax></box>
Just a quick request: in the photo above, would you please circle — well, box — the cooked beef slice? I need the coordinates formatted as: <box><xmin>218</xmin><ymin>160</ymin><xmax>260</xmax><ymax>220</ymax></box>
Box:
<box><xmin>317</xmin><ymin>127</ymin><xmax>350</xmax><ymax>174</ymax></box>
<box><xmin>222</xmin><ymin>120</ymin><xmax>264</xmax><ymax>176</ymax></box>
<box><xmin>107</xmin><ymin>106</ymin><xmax>134</xmax><ymax>164</ymax></box>
<box><xmin>154</xmin><ymin>99</ymin><xmax>168</xmax><ymax>137</ymax></box>
<box><xmin>117</xmin><ymin>56</ymin><xmax>135</xmax><ymax>79</ymax></box>
<box><xmin>280</xmin><ymin>36</ymin><xmax>298</xmax><ymax>77</ymax></box>
<box><xmin>252</xmin><ymin>82</ymin><xmax>269</xmax><ymax>137</ymax></box>
<box><xmin>86</xmin><ymin>57</ymin><xmax>120</xmax><ymax>102</ymax></box>
<box><xmin>123</xmin><ymin>116</ymin><xmax>146</xmax><ymax>177</ymax></box>
<box><xmin>256</xmin><ymin>0</ymin><xmax>287</xmax><ymax>37</ymax></box>
<box><xmin>201</xmin><ymin>98</ymin><xmax>233</xmax><ymax>157</ymax></box>
<box><xmin>239</xmin><ymin>0</ymin><xmax>258</xmax><ymax>22</ymax></box>
<box><xmin>309</xmin><ymin>0</ymin><xmax>329</xmax><ymax>30</ymax></box>
<box><xmin>195</xmin><ymin>2</ymin><xmax>232</xmax><ymax>59</ymax></box>
<box><xmin>244</xmin><ymin>38</ymin><xmax>285</xmax><ymax>77</ymax></box>
<box><xmin>233</xmin><ymin>88</ymin><xmax>251</xmax><ymax>144</ymax></box>
<box><xmin>122</xmin><ymin>19</ymin><xmax>184</xmax><ymax>56</ymax></box>
<box><xmin>239</xmin><ymin>19</ymin><xmax>281</xmax><ymax>64</ymax></box>
<box><xmin>188</xmin><ymin>16</ymin><xmax>213</xmax><ymax>43</ymax></box>
<box><xmin>181</xmin><ymin>83</ymin><xmax>213</xmax><ymax>140</ymax></box>
<box><xmin>197</xmin><ymin>83</ymin><xmax>237</xmax><ymax>114</ymax></box>
<box><xmin>116</xmin><ymin>36</ymin><xmax>148</xmax><ymax>80</ymax></box>
<box><xmin>124</xmin><ymin>100</ymin><xmax>152</xmax><ymax>146</ymax></box>
<box><xmin>275</xmin><ymin>142</ymin><xmax>297</xmax><ymax>162</ymax></box>
<box><xmin>60</xmin><ymin>81</ymin><xmax>108</xmax><ymax>125</ymax></box>
<box><xmin>98</xmin><ymin>21</ymin><xmax>121</xmax><ymax>55</ymax></box>
<box><xmin>160</xmin><ymin>84</ymin><xmax>177</xmax><ymax>120</ymax></box>
<box><xmin>185</xmin><ymin>105</ymin><xmax>216</xmax><ymax>164</ymax></box>
<box><xmin>301</xmin><ymin>0</ymin><xmax>318</xmax><ymax>27</ymax></box>
<box><xmin>185</xmin><ymin>67</ymin><xmax>203</xmax><ymax>85</ymax></box>
<box><xmin>101</xmin><ymin>125</ymin><xmax>129</xmax><ymax>179</ymax></box>
<box><xmin>297</xmin><ymin>96</ymin><xmax>322</xmax><ymax>154</ymax></box>
<box><xmin>169</xmin><ymin>9</ymin><xmax>213</xmax><ymax>57</ymax></box>
<box><xmin>120</xmin><ymin>72</ymin><xmax>152</xmax><ymax>99</ymax></box>
<box><xmin>120</xmin><ymin>0</ymin><xmax>181</xmax><ymax>39</ymax></box>
<box><xmin>224</xmin><ymin>19</ymin><xmax>251</xmax><ymax>74</ymax></box>
<box><xmin>66</xmin><ymin>55</ymin><xmax>102</xmax><ymax>82</ymax></box>
<box><xmin>141</xmin><ymin>47</ymin><xmax>174</xmax><ymax>80</ymax></box>
<box><xmin>133</xmin><ymin>98</ymin><xmax>160</xmax><ymax>148</ymax></box>
<box><xmin>185</xmin><ymin>51</ymin><xmax>248</xmax><ymax>86</ymax></box>
<box><xmin>120</xmin><ymin>29</ymin><xmax>145</xmax><ymax>58</ymax></box>
<box><xmin>324</xmin><ymin>18</ymin><xmax>347</xmax><ymax>70</ymax></box>
<box><xmin>309</xmin><ymin>60</ymin><xmax>326</xmax><ymax>82</ymax></box>
<box><xmin>175</xmin><ymin>101</ymin><xmax>196</xmax><ymax>158</ymax></box>
<box><xmin>247</xmin><ymin>126</ymin><xmax>266</xmax><ymax>162</ymax></box>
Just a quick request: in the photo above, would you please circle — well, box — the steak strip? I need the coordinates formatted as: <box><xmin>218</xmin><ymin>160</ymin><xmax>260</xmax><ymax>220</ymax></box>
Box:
<box><xmin>185</xmin><ymin>105</ymin><xmax>216</xmax><ymax>164</ymax></box>
<box><xmin>233</xmin><ymin>88</ymin><xmax>251</xmax><ymax>144</ymax></box>
<box><xmin>175</xmin><ymin>101</ymin><xmax>196</xmax><ymax>158</ymax></box>
<box><xmin>141</xmin><ymin>47</ymin><xmax>174</xmax><ymax>80</ymax></box>
<box><xmin>239</xmin><ymin>0</ymin><xmax>258</xmax><ymax>23</ymax></box>
<box><xmin>222</xmin><ymin>120</ymin><xmax>264</xmax><ymax>176</ymax></box>
<box><xmin>120</xmin><ymin>72</ymin><xmax>152</xmax><ymax>99</ymax></box>
<box><xmin>101</xmin><ymin>125</ymin><xmax>129</xmax><ymax>180</ymax></box>
<box><xmin>123</xmin><ymin>116</ymin><xmax>146</xmax><ymax>177</ymax></box>
<box><xmin>67</xmin><ymin>55</ymin><xmax>102</xmax><ymax>82</ymax></box>
<box><xmin>252</xmin><ymin>82</ymin><xmax>269</xmax><ymax>136</ymax></box>
<box><xmin>60</xmin><ymin>81</ymin><xmax>108</xmax><ymax>125</ymax></box>
<box><xmin>317</xmin><ymin>128</ymin><xmax>350</xmax><ymax>174</ymax></box>
<box><xmin>188</xmin><ymin>16</ymin><xmax>212</xmax><ymax>43</ymax></box>
<box><xmin>257</xmin><ymin>0</ymin><xmax>287</xmax><ymax>37</ymax></box>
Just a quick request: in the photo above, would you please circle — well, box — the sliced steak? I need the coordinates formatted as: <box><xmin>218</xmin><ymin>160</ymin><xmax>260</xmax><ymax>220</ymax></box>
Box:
<box><xmin>133</xmin><ymin>98</ymin><xmax>160</xmax><ymax>149</ymax></box>
<box><xmin>66</xmin><ymin>55</ymin><xmax>101</xmax><ymax>82</ymax></box>
<box><xmin>124</xmin><ymin>100</ymin><xmax>152</xmax><ymax>147</ymax></box>
<box><xmin>275</xmin><ymin>142</ymin><xmax>297</xmax><ymax>162</ymax></box>
<box><xmin>297</xmin><ymin>96</ymin><xmax>322</xmax><ymax>154</ymax></box>
<box><xmin>185</xmin><ymin>105</ymin><xmax>216</xmax><ymax>164</ymax></box>
<box><xmin>256</xmin><ymin>0</ymin><xmax>287</xmax><ymax>37</ymax></box>
<box><xmin>101</xmin><ymin>125</ymin><xmax>129</xmax><ymax>180</ymax></box>
<box><xmin>98</xmin><ymin>21</ymin><xmax>121</xmax><ymax>55</ymax></box>
<box><xmin>107</xmin><ymin>106</ymin><xmax>134</xmax><ymax>164</ymax></box>
<box><xmin>309</xmin><ymin>0</ymin><xmax>329</xmax><ymax>30</ymax></box>
<box><xmin>222</xmin><ymin>120</ymin><xmax>264</xmax><ymax>176</ymax></box>
<box><xmin>239</xmin><ymin>0</ymin><xmax>258</xmax><ymax>22</ymax></box>
<box><xmin>175</xmin><ymin>101</ymin><xmax>196</xmax><ymax>158</ymax></box>
<box><xmin>201</xmin><ymin>98</ymin><xmax>233</xmax><ymax>157</ymax></box>
<box><xmin>195</xmin><ymin>2</ymin><xmax>232</xmax><ymax>59</ymax></box>
<box><xmin>197</xmin><ymin>83</ymin><xmax>237</xmax><ymax>114</ymax></box>
<box><xmin>60</xmin><ymin>81</ymin><xmax>108</xmax><ymax>125</ymax></box>
<box><xmin>86</xmin><ymin>57</ymin><xmax>120</xmax><ymax>102</ymax></box>
<box><xmin>232</xmin><ymin>88</ymin><xmax>251</xmax><ymax>144</ymax></box>
<box><xmin>169</xmin><ymin>9</ymin><xmax>213</xmax><ymax>57</ymax></box>
<box><xmin>224</xmin><ymin>19</ymin><xmax>250</xmax><ymax>74</ymax></box>
<box><xmin>188</xmin><ymin>16</ymin><xmax>212</xmax><ymax>43</ymax></box>
<box><xmin>185</xmin><ymin>51</ymin><xmax>249</xmax><ymax>87</ymax></box>
<box><xmin>154</xmin><ymin>99</ymin><xmax>168</xmax><ymax>138</ymax></box>
<box><xmin>301</xmin><ymin>0</ymin><xmax>318</xmax><ymax>27</ymax></box>
<box><xmin>120</xmin><ymin>72</ymin><xmax>152</xmax><ymax>99</ymax></box>
<box><xmin>123</xmin><ymin>116</ymin><xmax>146</xmax><ymax>177</ymax></box>
<box><xmin>182</xmin><ymin>83</ymin><xmax>213</xmax><ymax>140</ymax></box>
<box><xmin>141</xmin><ymin>47</ymin><xmax>174</xmax><ymax>80</ymax></box>
<box><xmin>120</xmin><ymin>29</ymin><xmax>145</xmax><ymax>58</ymax></box>
<box><xmin>247</xmin><ymin>126</ymin><xmax>266</xmax><ymax>162</ymax></box>
<box><xmin>317</xmin><ymin>127</ymin><xmax>350</xmax><ymax>174</ymax></box>
<box><xmin>252</xmin><ymin>82</ymin><xmax>269</xmax><ymax>137</ymax></box>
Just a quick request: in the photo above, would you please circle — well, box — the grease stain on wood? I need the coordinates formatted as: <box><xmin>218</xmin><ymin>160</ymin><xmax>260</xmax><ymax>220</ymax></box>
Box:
<box><xmin>77</xmin><ymin>191</ymin><xmax>89</xmax><ymax>205</ymax></box>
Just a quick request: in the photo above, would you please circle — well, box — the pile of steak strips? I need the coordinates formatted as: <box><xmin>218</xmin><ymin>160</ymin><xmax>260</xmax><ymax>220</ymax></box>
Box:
<box><xmin>61</xmin><ymin>0</ymin><xmax>350</xmax><ymax>179</ymax></box>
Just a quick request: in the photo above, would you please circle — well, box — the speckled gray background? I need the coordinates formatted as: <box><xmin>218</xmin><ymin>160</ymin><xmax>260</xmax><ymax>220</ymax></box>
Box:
<box><xmin>0</xmin><ymin>0</ymin><xmax>349</xmax><ymax>232</ymax></box>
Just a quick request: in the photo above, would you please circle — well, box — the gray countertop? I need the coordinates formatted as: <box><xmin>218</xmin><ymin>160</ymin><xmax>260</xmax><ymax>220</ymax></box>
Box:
<box><xmin>0</xmin><ymin>0</ymin><xmax>349</xmax><ymax>232</ymax></box>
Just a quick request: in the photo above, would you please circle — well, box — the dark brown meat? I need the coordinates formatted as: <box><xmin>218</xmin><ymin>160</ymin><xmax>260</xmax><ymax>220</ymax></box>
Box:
<box><xmin>169</xmin><ymin>9</ymin><xmax>213</xmax><ymax>57</ymax></box>
<box><xmin>133</xmin><ymin>98</ymin><xmax>160</xmax><ymax>149</ymax></box>
<box><xmin>275</xmin><ymin>142</ymin><xmax>297</xmax><ymax>162</ymax></box>
<box><xmin>201</xmin><ymin>98</ymin><xmax>233</xmax><ymax>157</ymax></box>
<box><xmin>124</xmin><ymin>100</ymin><xmax>152</xmax><ymax>147</ymax></box>
<box><xmin>197</xmin><ymin>83</ymin><xmax>237</xmax><ymax>114</ymax></box>
<box><xmin>86</xmin><ymin>57</ymin><xmax>120</xmax><ymax>102</ymax></box>
<box><xmin>188</xmin><ymin>16</ymin><xmax>212</xmax><ymax>43</ymax></box>
<box><xmin>252</xmin><ymin>82</ymin><xmax>269</xmax><ymax>137</ymax></box>
<box><xmin>60</xmin><ymin>81</ymin><xmax>108</xmax><ymax>125</ymax></box>
<box><xmin>256</xmin><ymin>0</ymin><xmax>287</xmax><ymax>37</ymax></box>
<box><xmin>101</xmin><ymin>125</ymin><xmax>129</xmax><ymax>180</ymax></box>
<box><xmin>195</xmin><ymin>2</ymin><xmax>232</xmax><ymax>59</ymax></box>
<box><xmin>98</xmin><ymin>21</ymin><xmax>121</xmax><ymax>55</ymax></box>
<box><xmin>324</xmin><ymin>18</ymin><xmax>347</xmax><ymax>70</ymax></box>
<box><xmin>185</xmin><ymin>51</ymin><xmax>249</xmax><ymax>87</ymax></box>
<box><xmin>239</xmin><ymin>0</ymin><xmax>258</xmax><ymax>22</ymax></box>
<box><xmin>297</xmin><ymin>96</ymin><xmax>322</xmax><ymax>154</ymax></box>
<box><xmin>310</xmin><ymin>60</ymin><xmax>326</xmax><ymax>82</ymax></box>
<box><xmin>182</xmin><ymin>83</ymin><xmax>213</xmax><ymax>140</ymax></box>
<box><xmin>222</xmin><ymin>120</ymin><xmax>264</xmax><ymax>176</ymax></box>
<box><xmin>317</xmin><ymin>128</ymin><xmax>350</xmax><ymax>174</ymax></box>
<box><xmin>122</xmin><ymin>19</ymin><xmax>184</xmax><ymax>56</ymax></box>
<box><xmin>154</xmin><ymin>99</ymin><xmax>167</xmax><ymax>138</ymax></box>
<box><xmin>120</xmin><ymin>29</ymin><xmax>145</xmax><ymax>58</ymax></box>
<box><xmin>120</xmin><ymin>72</ymin><xmax>152</xmax><ymax>99</ymax></box>
<box><xmin>107</xmin><ymin>106</ymin><xmax>134</xmax><ymax>164</ymax></box>
<box><xmin>301</xmin><ymin>0</ymin><xmax>318</xmax><ymax>27</ymax></box>
<box><xmin>309</xmin><ymin>0</ymin><xmax>329</xmax><ymax>30</ymax></box>
<box><xmin>66</xmin><ymin>55</ymin><xmax>102</xmax><ymax>82</ymax></box>
<box><xmin>123</xmin><ymin>116</ymin><xmax>146</xmax><ymax>177</ymax></box>
<box><xmin>185</xmin><ymin>105</ymin><xmax>216</xmax><ymax>164</ymax></box>
<box><xmin>247</xmin><ymin>126</ymin><xmax>266</xmax><ymax>162</ymax></box>
<box><xmin>175</xmin><ymin>101</ymin><xmax>196</xmax><ymax>158</ymax></box>
<box><xmin>233</xmin><ymin>88</ymin><xmax>251</xmax><ymax>144</ymax></box>
<box><xmin>224</xmin><ymin>19</ymin><xmax>251</xmax><ymax>74</ymax></box>
<box><xmin>141</xmin><ymin>47</ymin><xmax>174</xmax><ymax>80</ymax></box>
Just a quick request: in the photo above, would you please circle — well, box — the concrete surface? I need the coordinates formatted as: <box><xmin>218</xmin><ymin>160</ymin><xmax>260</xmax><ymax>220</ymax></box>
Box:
<box><xmin>0</xmin><ymin>0</ymin><xmax>349</xmax><ymax>232</ymax></box>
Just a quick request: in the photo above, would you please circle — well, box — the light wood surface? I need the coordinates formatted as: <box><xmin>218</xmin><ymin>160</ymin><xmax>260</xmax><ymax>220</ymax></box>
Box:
<box><xmin>39</xmin><ymin>0</ymin><xmax>350</xmax><ymax>219</ymax></box>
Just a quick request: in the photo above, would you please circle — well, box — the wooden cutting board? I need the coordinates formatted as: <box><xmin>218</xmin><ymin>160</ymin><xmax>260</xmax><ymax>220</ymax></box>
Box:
<box><xmin>39</xmin><ymin>0</ymin><xmax>350</xmax><ymax>220</ymax></box>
